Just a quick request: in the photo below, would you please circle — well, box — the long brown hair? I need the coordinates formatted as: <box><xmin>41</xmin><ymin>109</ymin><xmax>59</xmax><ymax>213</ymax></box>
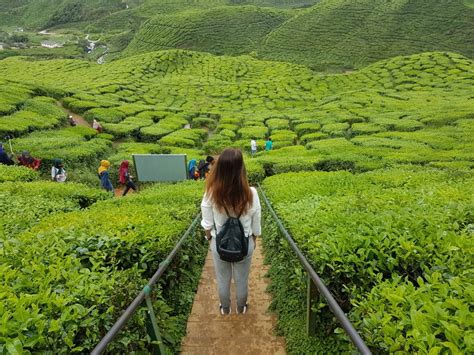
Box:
<box><xmin>205</xmin><ymin>148</ymin><xmax>253</xmax><ymax>215</ymax></box>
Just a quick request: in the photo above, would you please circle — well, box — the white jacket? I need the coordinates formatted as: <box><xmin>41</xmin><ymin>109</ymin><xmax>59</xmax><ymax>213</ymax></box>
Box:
<box><xmin>201</xmin><ymin>187</ymin><xmax>261</xmax><ymax>238</ymax></box>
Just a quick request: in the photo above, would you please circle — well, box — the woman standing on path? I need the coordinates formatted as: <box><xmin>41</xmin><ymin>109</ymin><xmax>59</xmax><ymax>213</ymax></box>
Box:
<box><xmin>201</xmin><ymin>148</ymin><xmax>261</xmax><ymax>315</ymax></box>
<box><xmin>118</xmin><ymin>160</ymin><xmax>137</xmax><ymax>196</ymax></box>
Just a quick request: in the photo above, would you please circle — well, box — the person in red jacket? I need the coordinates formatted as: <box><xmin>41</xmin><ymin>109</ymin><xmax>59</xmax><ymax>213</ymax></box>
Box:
<box><xmin>118</xmin><ymin>160</ymin><xmax>137</xmax><ymax>196</ymax></box>
<box><xmin>18</xmin><ymin>151</ymin><xmax>41</xmax><ymax>170</ymax></box>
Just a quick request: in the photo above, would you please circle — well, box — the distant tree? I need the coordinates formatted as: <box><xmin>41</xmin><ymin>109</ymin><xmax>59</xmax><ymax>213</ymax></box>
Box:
<box><xmin>77</xmin><ymin>38</ymin><xmax>90</xmax><ymax>52</ymax></box>
<box><xmin>46</xmin><ymin>2</ymin><xmax>85</xmax><ymax>28</ymax></box>
<box><xmin>0</xmin><ymin>31</ymin><xmax>9</xmax><ymax>42</ymax></box>
<box><xmin>9</xmin><ymin>34</ymin><xmax>29</xmax><ymax>43</ymax></box>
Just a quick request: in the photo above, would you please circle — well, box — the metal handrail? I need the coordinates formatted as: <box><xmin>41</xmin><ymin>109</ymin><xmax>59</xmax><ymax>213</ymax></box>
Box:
<box><xmin>257</xmin><ymin>184</ymin><xmax>372</xmax><ymax>355</ymax></box>
<box><xmin>91</xmin><ymin>213</ymin><xmax>202</xmax><ymax>355</ymax></box>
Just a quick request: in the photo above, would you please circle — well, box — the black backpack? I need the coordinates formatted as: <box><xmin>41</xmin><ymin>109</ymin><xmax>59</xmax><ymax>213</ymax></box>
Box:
<box><xmin>216</xmin><ymin>206</ymin><xmax>249</xmax><ymax>262</ymax></box>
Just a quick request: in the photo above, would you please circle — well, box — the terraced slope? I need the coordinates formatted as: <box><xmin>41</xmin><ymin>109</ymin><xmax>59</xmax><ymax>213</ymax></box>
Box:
<box><xmin>0</xmin><ymin>0</ymin><xmax>126</xmax><ymax>28</ymax></box>
<box><xmin>260</xmin><ymin>0</ymin><xmax>474</xmax><ymax>70</ymax></box>
<box><xmin>0</xmin><ymin>48</ymin><xmax>473</xmax><ymax>353</ymax></box>
<box><xmin>1</xmin><ymin>50</ymin><xmax>472</xmax><ymax>176</ymax></box>
<box><xmin>124</xmin><ymin>6</ymin><xmax>292</xmax><ymax>56</ymax></box>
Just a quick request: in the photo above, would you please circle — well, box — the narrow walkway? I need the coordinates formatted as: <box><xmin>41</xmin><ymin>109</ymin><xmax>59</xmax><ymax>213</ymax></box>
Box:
<box><xmin>57</xmin><ymin>102</ymin><xmax>91</xmax><ymax>127</ymax></box>
<box><xmin>181</xmin><ymin>244</ymin><xmax>286</xmax><ymax>354</ymax></box>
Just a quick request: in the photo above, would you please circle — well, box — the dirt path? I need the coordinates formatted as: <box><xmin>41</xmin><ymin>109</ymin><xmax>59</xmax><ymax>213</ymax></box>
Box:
<box><xmin>58</xmin><ymin>103</ymin><xmax>91</xmax><ymax>128</ymax></box>
<box><xmin>180</xmin><ymin>243</ymin><xmax>286</xmax><ymax>354</ymax></box>
<box><xmin>114</xmin><ymin>186</ymin><xmax>136</xmax><ymax>197</ymax></box>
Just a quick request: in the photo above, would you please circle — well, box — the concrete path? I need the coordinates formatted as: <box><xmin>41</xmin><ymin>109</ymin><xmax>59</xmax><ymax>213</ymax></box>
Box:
<box><xmin>181</xmin><ymin>243</ymin><xmax>286</xmax><ymax>354</ymax></box>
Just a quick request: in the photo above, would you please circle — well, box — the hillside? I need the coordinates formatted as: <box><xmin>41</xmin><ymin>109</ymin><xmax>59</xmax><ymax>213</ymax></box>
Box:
<box><xmin>260</xmin><ymin>0</ymin><xmax>474</xmax><ymax>70</ymax></box>
<box><xmin>0</xmin><ymin>0</ymin><xmax>312</xmax><ymax>29</ymax></box>
<box><xmin>0</xmin><ymin>0</ymin><xmax>126</xmax><ymax>28</ymax></box>
<box><xmin>124</xmin><ymin>6</ymin><xmax>292</xmax><ymax>57</ymax></box>
<box><xmin>0</xmin><ymin>49</ymin><xmax>473</xmax><ymax>353</ymax></box>
<box><xmin>1</xmin><ymin>50</ymin><xmax>472</xmax><ymax>168</ymax></box>
<box><xmin>1</xmin><ymin>0</ymin><xmax>472</xmax><ymax>71</ymax></box>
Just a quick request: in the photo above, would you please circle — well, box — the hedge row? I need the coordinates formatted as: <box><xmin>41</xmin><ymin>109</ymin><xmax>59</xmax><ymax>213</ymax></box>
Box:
<box><xmin>262</xmin><ymin>168</ymin><xmax>473</xmax><ymax>353</ymax></box>
<box><xmin>1</xmin><ymin>182</ymin><xmax>207</xmax><ymax>353</ymax></box>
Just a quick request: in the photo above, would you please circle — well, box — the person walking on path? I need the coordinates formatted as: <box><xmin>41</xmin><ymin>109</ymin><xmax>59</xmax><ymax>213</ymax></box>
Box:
<box><xmin>198</xmin><ymin>155</ymin><xmax>215</xmax><ymax>179</ymax></box>
<box><xmin>250</xmin><ymin>139</ymin><xmax>257</xmax><ymax>157</ymax></box>
<box><xmin>51</xmin><ymin>159</ymin><xmax>67</xmax><ymax>182</ymax></box>
<box><xmin>188</xmin><ymin>159</ymin><xmax>199</xmax><ymax>180</ymax></box>
<box><xmin>93</xmin><ymin>119</ymin><xmax>103</xmax><ymax>133</ymax></box>
<box><xmin>0</xmin><ymin>143</ymin><xmax>14</xmax><ymax>165</ymax></box>
<box><xmin>201</xmin><ymin>148</ymin><xmax>261</xmax><ymax>315</ymax></box>
<box><xmin>118</xmin><ymin>160</ymin><xmax>137</xmax><ymax>196</ymax></box>
<box><xmin>98</xmin><ymin>160</ymin><xmax>113</xmax><ymax>193</ymax></box>
<box><xmin>265</xmin><ymin>137</ymin><xmax>273</xmax><ymax>151</ymax></box>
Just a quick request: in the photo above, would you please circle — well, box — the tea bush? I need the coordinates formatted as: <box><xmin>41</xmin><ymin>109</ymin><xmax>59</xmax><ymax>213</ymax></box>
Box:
<box><xmin>0</xmin><ymin>46</ymin><xmax>472</xmax><ymax>353</ymax></box>
<box><xmin>238</xmin><ymin>126</ymin><xmax>268</xmax><ymax>139</ymax></box>
<box><xmin>159</xmin><ymin>128</ymin><xmax>206</xmax><ymax>148</ymax></box>
<box><xmin>0</xmin><ymin>165</ymin><xmax>39</xmax><ymax>183</ymax></box>
<box><xmin>84</xmin><ymin>107</ymin><xmax>126</xmax><ymax>123</ymax></box>
<box><xmin>0</xmin><ymin>96</ymin><xmax>67</xmax><ymax>137</ymax></box>
<box><xmin>11</xmin><ymin>127</ymin><xmax>113</xmax><ymax>169</ymax></box>
<box><xmin>0</xmin><ymin>181</ymin><xmax>110</xmax><ymax>239</ymax></box>
<box><xmin>103</xmin><ymin>116</ymin><xmax>154</xmax><ymax>138</ymax></box>
<box><xmin>262</xmin><ymin>168</ymin><xmax>473</xmax><ymax>353</ymax></box>
<box><xmin>0</xmin><ymin>182</ymin><xmax>207</xmax><ymax>353</ymax></box>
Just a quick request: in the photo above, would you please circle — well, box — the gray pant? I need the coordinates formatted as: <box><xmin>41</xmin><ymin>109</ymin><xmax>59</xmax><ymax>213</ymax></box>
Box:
<box><xmin>211</xmin><ymin>237</ymin><xmax>254</xmax><ymax>309</ymax></box>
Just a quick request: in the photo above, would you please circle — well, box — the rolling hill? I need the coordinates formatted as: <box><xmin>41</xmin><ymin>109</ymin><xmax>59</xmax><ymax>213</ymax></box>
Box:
<box><xmin>2</xmin><ymin>0</ymin><xmax>472</xmax><ymax>72</ymax></box>
<box><xmin>124</xmin><ymin>6</ymin><xmax>292</xmax><ymax>56</ymax></box>
<box><xmin>259</xmin><ymin>0</ymin><xmax>474</xmax><ymax>70</ymax></box>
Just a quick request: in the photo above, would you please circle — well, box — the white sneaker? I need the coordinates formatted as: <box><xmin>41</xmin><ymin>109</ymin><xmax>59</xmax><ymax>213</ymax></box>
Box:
<box><xmin>237</xmin><ymin>303</ymin><xmax>248</xmax><ymax>314</ymax></box>
<box><xmin>219</xmin><ymin>304</ymin><xmax>231</xmax><ymax>315</ymax></box>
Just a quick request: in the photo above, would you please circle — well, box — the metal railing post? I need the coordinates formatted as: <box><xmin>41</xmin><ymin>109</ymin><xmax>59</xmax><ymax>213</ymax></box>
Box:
<box><xmin>307</xmin><ymin>275</ymin><xmax>318</xmax><ymax>337</ymax></box>
<box><xmin>144</xmin><ymin>285</ymin><xmax>166</xmax><ymax>355</ymax></box>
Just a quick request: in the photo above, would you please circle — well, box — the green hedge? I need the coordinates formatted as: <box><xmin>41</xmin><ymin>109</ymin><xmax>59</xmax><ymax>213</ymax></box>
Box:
<box><xmin>0</xmin><ymin>97</ymin><xmax>67</xmax><ymax>137</ymax></box>
<box><xmin>262</xmin><ymin>168</ymin><xmax>473</xmax><ymax>353</ymax></box>
<box><xmin>238</xmin><ymin>126</ymin><xmax>268</xmax><ymax>139</ymax></box>
<box><xmin>270</xmin><ymin>129</ymin><xmax>297</xmax><ymax>144</ymax></box>
<box><xmin>216</xmin><ymin>123</ymin><xmax>239</xmax><ymax>132</ymax></box>
<box><xmin>0</xmin><ymin>165</ymin><xmax>39</xmax><ymax>183</ymax></box>
<box><xmin>84</xmin><ymin>108</ymin><xmax>126</xmax><ymax>124</ymax></box>
<box><xmin>11</xmin><ymin>127</ymin><xmax>112</xmax><ymax>169</ymax></box>
<box><xmin>294</xmin><ymin>122</ymin><xmax>321</xmax><ymax>137</ymax></box>
<box><xmin>159</xmin><ymin>128</ymin><xmax>207</xmax><ymax>148</ymax></box>
<box><xmin>300</xmin><ymin>132</ymin><xmax>327</xmax><ymax>144</ymax></box>
<box><xmin>266</xmin><ymin>118</ymin><xmax>289</xmax><ymax>131</ymax></box>
<box><xmin>140</xmin><ymin>115</ymin><xmax>188</xmax><ymax>142</ymax></box>
<box><xmin>0</xmin><ymin>181</ymin><xmax>110</xmax><ymax>239</ymax></box>
<box><xmin>321</xmin><ymin>123</ymin><xmax>349</xmax><ymax>137</ymax></box>
<box><xmin>103</xmin><ymin>116</ymin><xmax>154</xmax><ymax>138</ymax></box>
<box><xmin>1</xmin><ymin>182</ymin><xmax>207</xmax><ymax>353</ymax></box>
<box><xmin>191</xmin><ymin>116</ymin><xmax>217</xmax><ymax>130</ymax></box>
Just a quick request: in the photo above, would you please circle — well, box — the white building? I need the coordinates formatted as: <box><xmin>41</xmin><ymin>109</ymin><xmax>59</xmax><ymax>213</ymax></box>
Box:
<box><xmin>41</xmin><ymin>40</ymin><xmax>63</xmax><ymax>48</ymax></box>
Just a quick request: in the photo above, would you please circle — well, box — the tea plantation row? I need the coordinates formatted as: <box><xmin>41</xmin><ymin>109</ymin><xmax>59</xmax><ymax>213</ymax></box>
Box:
<box><xmin>0</xmin><ymin>181</ymin><xmax>207</xmax><ymax>353</ymax></box>
<box><xmin>0</xmin><ymin>51</ymin><xmax>472</xmax><ymax>180</ymax></box>
<box><xmin>262</xmin><ymin>167</ymin><xmax>473</xmax><ymax>353</ymax></box>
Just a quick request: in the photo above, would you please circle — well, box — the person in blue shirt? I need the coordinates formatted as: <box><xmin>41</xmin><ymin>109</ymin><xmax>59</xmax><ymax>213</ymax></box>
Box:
<box><xmin>188</xmin><ymin>159</ymin><xmax>199</xmax><ymax>180</ymax></box>
<box><xmin>265</xmin><ymin>137</ymin><xmax>273</xmax><ymax>151</ymax></box>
